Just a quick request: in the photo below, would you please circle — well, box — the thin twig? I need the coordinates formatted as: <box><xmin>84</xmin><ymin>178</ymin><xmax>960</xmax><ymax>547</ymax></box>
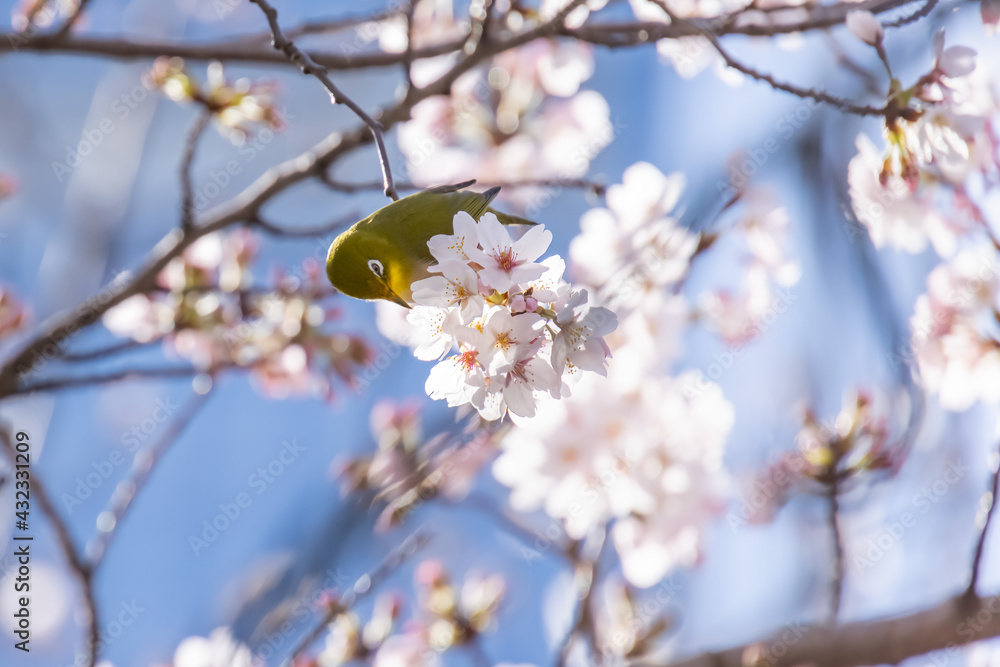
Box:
<box><xmin>217</xmin><ymin>12</ymin><xmax>400</xmax><ymax>46</ymax></box>
<box><xmin>650</xmin><ymin>1</ymin><xmax>885</xmax><ymax>116</ymax></box>
<box><xmin>180</xmin><ymin>110</ymin><xmax>213</xmax><ymax>232</ymax></box>
<box><xmin>17</xmin><ymin>363</ymin><xmax>234</xmax><ymax>394</ymax></box>
<box><xmin>87</xmin><ymin>392</ymin><xmax>210</xmax><ymax>565</ymax></box>
<box><xmin>61</xmin><ymin>338</ymin><xmax>152</xmax><ymax>363</ymax></box>
<box><xmin>51</xmin><ymin>0</ymin><xmax>93</xmax><ymax>39</ymax></box>
<box><xmin>650</xmin><ymin>591</ymin><xmax>1000</xmax><ymax>667</ymax></box>
<box><xmin>966</xmin><ymin>442</ymin><xmax>1000</xmax><ymax>599</ymax></box>
<box><xmin>286</xmin><ymin>531</ymin><xmax>432</xmax><ymax>664</ymax></box>
<box><xmin>321</xmin><ymin>176</ymin><xmax>607</xmax><ymax>195</ymax></box>
<box><xmin>882</xmin><ymin>0</ymin><xmax>939</xmax><ymax>27</ymax></box>
<box><xmin>247</xmin><ymin>212</ymin><xmax>357</xmax><ymax>238</ymax></box>
<box><xmin>2</xmin><ymin>0</ymin><xmax>921</xmax><ymax>64</ymax></box>
<box><xmin>249</xmin><ymin>0</ymin><xmax>399</xmax><ymax>201</ymax></box>
<box><xmin>558</xmin><ymin>530</ymin><xmax>606</xmax><ymax>667</ymax></box>
<box><xmin>0</xmin><ymin>427</ymin><xmax>100</xmax><ymax>667</ymax></box>
<box><xmin>403</xmin><ymin>0</ymin><xmax>418</xmax><ymax>91</ymax></box>
<box><xmin>0</xmin><ymin>32</ymin><xmax>465</xmax><ymax>68</ymax></box>
<box><xmin>827</xmin><ymin>477</ymin><xmax>845</xmax><ymax>624</ymax></box>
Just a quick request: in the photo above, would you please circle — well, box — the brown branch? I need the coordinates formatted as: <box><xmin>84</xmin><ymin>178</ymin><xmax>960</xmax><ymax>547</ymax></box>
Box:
<box><xmin>0</xmin><ymin>33</ymin><xmax>465</xmax><ymax>69</ymax></box>
<box><xmin>882</xmin><ymin>0</ymin><xmax>939</xmax><ymax>27</ymax></box>
<box><xmin>16</xmin><ymin>363</ymin><xmax>234</xmax><ymax>394</ymax></box>
<box><xmin>247</xmin><ymin>212</ymin><xmax>357</xmax><ymax>238</ymax></box>
<box><xmin>966</xmin><ymin>443</ymin><xmax>1000</xmax><ymax>599</ymax></box>
<box><xmin>648</xmin><ymin>0</ymin><xmax>885</xmax><ymax>116</ymax></box>
<box><xmin>558</xmin><ymin>533</ymin><xmax>605</xmax><ymax>667</ymax></box>
<box><xmin>827</xmin><ymin>478</ymin><xmax>845</xmax><ymax>624</ymax></box>
<box><xmin>248</xmin><ymin>0</ymin><xmax>399</xmax><ymax>201</ymax></box>
<box><xmin>287</xmin><ymin>531</ymin><xmax>432</xmax><ymax>663</ymax></box>
<box><xmin>567</xmin><ymin>0</ymin><xmax>922</xmax><ymax>42</ymax></box>
<box><xmin>652</xmin><ymin>592</ymin><xmax>1000</xmax><ymax>667</ymax></box>
<box><xmin>322</xmin><ymin>176</ymin><xmax>607</xmax><ymax>195</ymax></box>
<box><xmin>180</xmin><ymin>110</ymin><xmax>213</xmax><ymax>232</ymax></box>
<box><xmin>1</xmin><ymin>0</ymin><xmax>920</xmax><ymax>69</ymax></box>
<box><xmin>0</xmin><ymin>427</ymin><xmax>100</xmax><ymax>667</ymax></box>
<box><xmin>61</xmin><ymin>338</ymin><xmax>153</xmax><ymax>363</ymax></box>
<box><xmin>87</xmin><ymin>392</ymin><xmax>210</xmax><ymax>565</ymax></box>
<box><xmin>218</xmin><ymin>11</ymin><xmax>403</xmax><ymax>46</ymax></box>
<box><xmin>708</xmin><ymin>36</ymin><xmax>885</xmax><ymax>115</ymax></box>
<box><xmin>403</xmin><ymin>0</ymin><xmax>418</xmax><ymax>90</ymax></box>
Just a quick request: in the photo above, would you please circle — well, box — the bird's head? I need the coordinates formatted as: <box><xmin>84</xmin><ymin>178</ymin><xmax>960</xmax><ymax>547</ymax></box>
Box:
<box><xmin>326</xmin><ymin>228</ymin><xmax>413</xmax><ymax>308</ymax></box>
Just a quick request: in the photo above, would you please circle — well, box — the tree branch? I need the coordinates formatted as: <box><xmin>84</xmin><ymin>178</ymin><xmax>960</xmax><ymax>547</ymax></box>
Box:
<box><xmin>0</xmin><ymin>33</ymin><xmax>465</xmax><ymax>69</ymax></box>
<box><xmin>247</xmin><ymin>212</ymin><xmax>356</xmax><ymax>238</ymax></box>
<box><xmin>61</xmin><ymin>338</ymin><xmax>153</xmax><ymax>363</ymax></box>
<box><xmin>653</xmin><ymin>592</ymin><xmax>1000</xmax><ymax>667</ymax></box>
<box><xmin>567</xmin><ymin>0</ymin><xmax>922</xmax><ymax>42</ymax></box>
<box><xmin>966</xmin><ymin>442</ymin><xmax>1000</xmax><ymax>599</ymax></box>
<box><xmin>287</xmin><ymin>531</ymin><xmax>432</xmax><ymax>663</ymax></box>
<box><xmin>1</xmin><ymin>427</ymin><xmax>100</xmax><ymax>667</ymax></box>
<box><xmin>827</xmin><ymin>478</ymin><xmax>845</xmax><ymax>624</ymax></box>
<box><xmin>321</xmin><ymin>176</ymin><xmax>607</xmax><ymax>196</ymax></box>
<box><xmin>15</xmin><ymin>363</ymin><xmax>234</xmax><ymax>394</ymax></box>
<box><xmin>248</xmin><ymin>0</ymin><xmax>399</xmax><ymax>201</ymax></box>
<box><xmin>180</xmin><ymin>110</ymin><xmax>213</xmax><ymax>232</ymax></box>
<box><xmin>881</xmin><ymin>0</ymin><xmax>939</xmax><ymax>28</ymax></box>
<box><xmin>86</xmin><ymin>392</ymin><xmax>210</xmax><ymax>565</ymax></box>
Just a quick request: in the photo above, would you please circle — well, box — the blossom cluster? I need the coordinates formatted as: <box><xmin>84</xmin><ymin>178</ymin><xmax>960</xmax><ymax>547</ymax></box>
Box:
<box><xmin>398</xmin><ymin>35</ymin><xmax>610</xmax><ymax>209</ymax></box>
<box><xmin>909</xmin><ymin>244</ymin><xmax>1000</xmax><ymax>410</ymax></box>
<box><xmin>491</xmin><ymin>162</ymin><xmax>800</xmax><ymax>587</ymax></box>
<box><xmin>158</xmin><ymin>561</ymin><xmax>505</xmax><ymax>667</ymax></box>
<box><xmin>337</xmin><ymin>399</ymin><xmax>499</xmax><ymax>529</ymax></box>
<box><xmin>739</xmin><ymin>390</ymin><xmax>902</xmax><ymax>526</ymax></box>
<box><xmin>103</xmin><ymin>230</ymin><xmax>371</xmax><ymax>400</ymax></box>
<box><xmin>847</xmin><ymin>30</ymin><xmax>997</xmax><ymax>257</ymax></box>
<box><xmin>396</xmin><ymin>211</ymin><xmax>616</xmax><ymax>421</ymax></box>
<box><xmin>846</xmin><ymin>30</ymin><xmax>1000</xmax><ymax>411</ymax></box>
<box><xmin>150</xmin><ymin>57</ymin><xmax>286</xmax><ymax>144</ymax></box>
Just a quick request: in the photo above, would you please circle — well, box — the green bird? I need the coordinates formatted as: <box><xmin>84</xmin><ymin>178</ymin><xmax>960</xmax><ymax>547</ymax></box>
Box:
<box><xmin>325</xmin><ymin>180</ymin><xmax>535</xmax><ymax>308</ymax></box>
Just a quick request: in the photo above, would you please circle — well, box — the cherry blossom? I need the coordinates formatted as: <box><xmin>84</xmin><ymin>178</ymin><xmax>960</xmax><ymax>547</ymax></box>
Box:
<box><xmin>910</xmin><ymin>244</ymin><xmax>1000</xmax><ymax>410</ymax></box>
<box><xmin>848</xmin><ymin>134</ymin><xmax>956</xmax><ymax>256</ymax></box>
<box><xmin>172</xmin><ymin>627</ymin><xmax>261</xmax><ymax>667</ymax></box>
<box><xmin>0</xmin><ymin>285</ymin><xmax>29</xmax><ymax>342</ymax></box>
<box><xmin>397</xmin><ymin>40</ymin><xmax>611</xmax><ymax>207</ymax></box>
<box><xmin>468</xmin><ymin>214</ymin><xmax>552</xmax><ymax>292</ymax></box>
<box><xmin>493</xmin><ymin>368</ymin><xmax>732</xmax><ymax>587</ymax></box>
<box><xmin>150</xmin><ymin>57</ymin><xmax>285</xmax><ymax>144</ymax></box>
<box><xmin>845</xmin><ymin>10</ymin><xmax>884</xmax><ymax>47</ymax></box>
<box><xmin>401</xmin><ymin>212</ymin><xmax>615</xmax><ymax>421</ymax></box>
<box><xmin>101</xmin><ymin>230</ymin><xmax>370</xmax><ymax>400</ymax></box>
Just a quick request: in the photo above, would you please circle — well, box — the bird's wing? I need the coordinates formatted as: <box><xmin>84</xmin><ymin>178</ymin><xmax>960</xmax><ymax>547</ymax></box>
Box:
<box><xmin>424</xmin><ymin>179</ymin><xmax>477</xmax><ymax>194</ymax></box>
<box><xmin>443</xmin><ymin>186</ymin><xmax>501</xmax><ymax>221</ymax></box>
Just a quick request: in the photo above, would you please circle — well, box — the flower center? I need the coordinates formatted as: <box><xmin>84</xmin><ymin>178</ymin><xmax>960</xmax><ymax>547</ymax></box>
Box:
<box><xmin>456</xmin><ymin>349</ymin><xmax>479</xmax><ymax>371</ymax></box>
<box><xmin>495</xmin><ymin>331</ymin><xmax>513</xmax><ymax>350</ymax></box>
<box><xmin>495</xmin><ymin>248</ymin><xmax>517</xmax><ymax>272</ymax></box>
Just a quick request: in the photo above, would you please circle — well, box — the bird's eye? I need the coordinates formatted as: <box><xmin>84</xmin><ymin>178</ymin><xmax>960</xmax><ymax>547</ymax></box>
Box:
<box><xmin>367</xmin><ymin>259</ymin><xmax>385</xmax><ymax>278</ymax></box>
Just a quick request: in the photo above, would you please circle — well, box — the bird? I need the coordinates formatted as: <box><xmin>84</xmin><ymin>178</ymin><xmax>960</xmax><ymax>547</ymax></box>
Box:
<box><xmin>325</xmin><ymin>180</ymin><xmax>535</xmax><ymax>308</ymax></box>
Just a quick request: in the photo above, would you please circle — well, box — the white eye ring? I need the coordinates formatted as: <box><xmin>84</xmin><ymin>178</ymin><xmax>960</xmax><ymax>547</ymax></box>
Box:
<box><xmin>367</xmin><ymin>259</ymin><xmax>385</xmax><ymax>278</ymax></box>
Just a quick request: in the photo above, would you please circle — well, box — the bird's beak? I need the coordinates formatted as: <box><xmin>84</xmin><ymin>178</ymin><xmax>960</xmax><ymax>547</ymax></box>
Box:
<box><xmin>384</xmin><ymin>285</ymin><xmax>412</xmax><ymax>309</ymax></box>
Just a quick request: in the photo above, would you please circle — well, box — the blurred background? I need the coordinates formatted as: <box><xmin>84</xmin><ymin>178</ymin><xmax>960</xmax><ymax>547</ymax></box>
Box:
<box><xmin>1</xmin><ymin>1</ymin><xmax>1000</xmax><ymax>666</ymax></box>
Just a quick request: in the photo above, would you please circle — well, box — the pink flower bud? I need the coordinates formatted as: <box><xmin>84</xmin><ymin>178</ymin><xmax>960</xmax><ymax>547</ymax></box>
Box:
<box><xmin>525</xmin><ymin>295</ymin><xmax>539</xmax><ymax>312</ymax></box>
<box><xmin>509</xmin><ymin>294</ymin><xmax>527</xmax><ymax>313</ymax></box>
<box><xmin>845</xmin><ymin>10</ymin><xmax>884</xmax><ymax>47</ymax></box>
